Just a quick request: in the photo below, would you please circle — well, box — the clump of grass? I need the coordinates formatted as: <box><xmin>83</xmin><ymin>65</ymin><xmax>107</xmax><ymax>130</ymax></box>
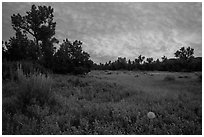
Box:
<box><xmin>3</xmin><ymin>61</ymin><xmax>48</xmax><ymax>81</ymax></box>
<box><xmin>197</xmin><ymin>75</ymin><xmax>202</xmax><ymax>82</ymax></box>
<box><xmin>16</xmin><ymin>67</ymin><xmax>53</xmax><ymax>107</ymax></box>
<box><xmin>3</xmin><ymin>66</ymin><xmax>53</xmax><ymax>115</ymax></box>
<box><xmin>164</xmin><ymin>75</ymin><xmax>175</xmax><ymax>81</ymax></box>
<box><xmin>107</xmin><ymin>72</ymin><xmax>112</xmax><ymax>75</ymax></box>
<box><xmin>67</xmin><ymin>77</ymin><xmax>88</xmax><ymax>87</ymax></box>
<box><xmin>178</xmin><ymin>76</ymin><xmax>190</xmax><ymax>79</ymax></box>
<box><xmin>194</xmin><ymin>72</ymin><xmax>202</xmax><ymax>82</ymax></box>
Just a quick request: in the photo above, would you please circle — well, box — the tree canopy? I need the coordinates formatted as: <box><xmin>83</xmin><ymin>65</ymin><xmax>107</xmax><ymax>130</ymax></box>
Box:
<box><xmin>53</xmin><ymin>39</ymin><xmax>93</xmax><ymax>74</ymax></box>
<box><xmin>174</xmin><ymin>46</ymin><xmax>194</xmax><ymax>60</ymax></box>
<box><xmin>11</xmin><ymin>4</ymin><xmax>59</xmax><ymax>68</ymax></box>
<box><xmin>3</xmin><ymin>4</ymin><xmax>93</xmax><ymax>74</ymax></box>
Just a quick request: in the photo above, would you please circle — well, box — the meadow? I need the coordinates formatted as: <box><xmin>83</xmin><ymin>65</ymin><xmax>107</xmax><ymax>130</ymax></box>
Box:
<box><xmin>2</xmin><ymin>68</ymin><xmax>202</xmax><ymax>135</ymax></box>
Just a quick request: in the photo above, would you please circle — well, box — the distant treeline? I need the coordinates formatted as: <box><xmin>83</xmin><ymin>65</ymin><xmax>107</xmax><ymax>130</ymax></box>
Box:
<box><xmin>92</xmin><ymin>55</ymin><xmax>202</xmax><ymax>72</ymax></box>
<box><xmin>2</xmin><ymin>4</ymin><xmax>202</xmax><ymax>75</ymax></box>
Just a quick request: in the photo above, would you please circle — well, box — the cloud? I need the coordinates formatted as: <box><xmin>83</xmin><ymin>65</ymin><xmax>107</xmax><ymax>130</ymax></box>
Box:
<box><xmin>2</xmin><ymin>2</ymin><xmax>202</xmax><ymax>63</ymax></box>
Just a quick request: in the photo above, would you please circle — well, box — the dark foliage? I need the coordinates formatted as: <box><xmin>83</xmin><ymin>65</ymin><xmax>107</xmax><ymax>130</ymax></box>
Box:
<box><xmin>93</xmin><ymin>47</ymin><xmax>201</xmax><ymax>72</ymax></box>
<box><xmin>3</xmin><ymin>31</ymin><xmax>39</xmax><ymax>61</ymax></box>
<box><xmin>52</xmin><ymin>39</ymin><xmax>93</xmax><ymax>74</ymax></box>
<box><xmin>10</xmin><ymin>4</ymin><xmax>58</xmax><ymax>68</ymax></box>
<box><xmin>3</xmin><ymin>4</ymin><xmax>93</xmax><ymax>75</ymax></box>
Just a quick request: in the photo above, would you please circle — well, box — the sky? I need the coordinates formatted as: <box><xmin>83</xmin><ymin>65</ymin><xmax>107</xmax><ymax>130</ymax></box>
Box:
<box><xmin>2</xmin><ymin>2</ymin><xmax>202</xmax><ymax>63</ymax></box>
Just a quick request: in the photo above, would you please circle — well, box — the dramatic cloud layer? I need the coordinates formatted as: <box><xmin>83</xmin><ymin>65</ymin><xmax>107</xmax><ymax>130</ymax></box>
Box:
<box><xmin>2</xmin><ymin>2</ymin><xmax>202</xmax><ymax>63</ymax></box>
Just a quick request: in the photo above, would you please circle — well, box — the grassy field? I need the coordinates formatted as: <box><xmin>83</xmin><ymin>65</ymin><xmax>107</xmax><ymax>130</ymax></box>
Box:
<box><xmin>2</xmin><ymin>70</ymin><xmax>202</xmax><ymax>135</ymax></box>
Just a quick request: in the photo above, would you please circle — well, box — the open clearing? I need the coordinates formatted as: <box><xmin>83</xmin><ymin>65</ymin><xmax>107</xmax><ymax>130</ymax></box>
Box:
<box><xmin>87</xmin><ymin>70</ymin><xmax>201</xmax><ymax>98</ymax></box>
<box><xmin>3</xmin><ymin>70</ymin><xmax>202</xmax><ymax>134</ymax></box>
<box><xmin>50</xmin><ymin>70</ymin><xmax>202</xmax><ymax>134</ymax></box>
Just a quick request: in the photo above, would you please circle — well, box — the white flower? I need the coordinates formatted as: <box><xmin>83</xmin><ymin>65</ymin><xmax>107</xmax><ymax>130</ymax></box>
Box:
<box><xmin>147</xmin><ymin>112</ymin><xmax>156</xmax><ymax>119</ymax></box>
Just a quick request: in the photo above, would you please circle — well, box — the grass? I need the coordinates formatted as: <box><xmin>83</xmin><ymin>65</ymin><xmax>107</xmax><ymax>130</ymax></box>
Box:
<box><xmin>2</xmin><ymin>69</ymin><xmax>202</xmax><ymax>135</ymax></box>
<box><xmin>164</xmin><ymin>75</ymin><xmax>175</xmax><ymax>81</ymax></box>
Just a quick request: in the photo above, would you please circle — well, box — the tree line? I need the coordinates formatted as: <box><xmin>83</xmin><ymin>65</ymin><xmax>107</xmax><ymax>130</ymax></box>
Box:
<box><xmin>92</xmin><ymin>47</ymin><xmax>202</xmax><ymax>72</ymax></box>
<box><xmin>2</xmin><ymin>4</ymin><xmax>202</xmax><ymax>74</ymax></box>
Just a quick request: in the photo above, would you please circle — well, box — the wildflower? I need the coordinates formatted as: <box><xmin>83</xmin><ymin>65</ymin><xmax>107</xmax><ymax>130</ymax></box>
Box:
<box><xmin>147</xmin><ymin>112</ymin><xmax>156</xmax><ymax>119</ymax></box>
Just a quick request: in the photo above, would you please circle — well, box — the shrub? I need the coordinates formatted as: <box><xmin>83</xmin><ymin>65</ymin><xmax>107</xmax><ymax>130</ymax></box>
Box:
<box><xmin>178</xmin><ymin>76</ymin><xmax>190</xmax><ymax>79</ymax></box>
<box><xmin>164</xmin><ymin>75</ymin><xmax>175</xmax><ymax>81</ymax></box>
<box><xmin>73</xmin><ymin>66</ymin><xmax>90</xmax><ymax>75</ymax></box>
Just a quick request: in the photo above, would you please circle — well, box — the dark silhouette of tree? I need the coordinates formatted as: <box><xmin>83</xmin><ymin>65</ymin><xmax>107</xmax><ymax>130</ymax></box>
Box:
<box><xmin>127</xmin><ymin>59</ymin><xmax>132</xmax><ymax>70</ymax></box>
<box><xmin>146</xmin><ymin>57</ymin><xmax>153</xmax><ymax>64</ymax></box>
<box><xmin>3</xmin><ymin>30</ymin><xmax>38</xmax><ymax>61</ymax></box>
<box><xmin>11</xmin><ymin>4</ymin><xmax>58</xmax><ymax>67</ymax></box>
<box><xmin>174</xmin><ymin>47</ymin><xmax>195</xmax><ymax>71</ymax></box>
<box><xmin>93</xmin><ymin>46</ymin><xmax>201</xmax><ymax>72</ymax></box>
<box><xmin>116</xmin><ymin>57</ymin><xmax>127</xmax><ymax>69</ymax></box>
<box><xmin>2</xmin><ymin>41</ymin><xmax>8</xmax><ymax>61</ymax></box>
<box><xmin>174</xmin><ymin>47</ymin><xmax>194</xmax><ymax>60</ymax></box>
<box><xmin>53</xmin><ymin>39</ymin><xmax>93</xmax><ymax>74</ymax></box>
<box><xmin>161</xmin><ymin>55</ymin><xmax>167</xmax><ymax>62</ymax></box>
<box><xmin>138</xmin><ymin>55</ymin><xmax>145</xmax><ymax>64</ymax></box>
<box><xmin>154</xmin><ymin>59</ymin><xmax>161</xmax><ymax>70</ymax></box>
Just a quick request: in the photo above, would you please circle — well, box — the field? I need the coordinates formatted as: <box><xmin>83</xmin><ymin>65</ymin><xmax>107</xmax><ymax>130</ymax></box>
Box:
<box><xmin>2</xmin><ymin>70</ymin><xmax>202</xmax><ymax>135</ymax></box>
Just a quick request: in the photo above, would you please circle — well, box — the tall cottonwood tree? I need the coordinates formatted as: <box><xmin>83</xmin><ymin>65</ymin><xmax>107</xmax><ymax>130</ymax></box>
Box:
<box><xmin>11</xmin><ymin>4</ymin><xmax>58</xmax><ymax>67</ymax></box>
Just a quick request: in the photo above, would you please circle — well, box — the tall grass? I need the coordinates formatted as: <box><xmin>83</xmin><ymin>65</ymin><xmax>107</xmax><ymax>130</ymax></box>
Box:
<box><xmin>16</xmin><ymin>66</ymin><xmax>53</xmax><ymax>107</ymax></box>
<box><xmin>3</xmin><ymin>68</ymin><xmax>202</xmax><ymax>135</ymax></box>
<box><xmin>2</xmin><ymin>61</ymin><xmax>48</xmax><ymax>81</ymax></box>
<box><xmin>2</xmin><ymin>64</ymin><xmax>53</xmax><ymax>134</ymax></box>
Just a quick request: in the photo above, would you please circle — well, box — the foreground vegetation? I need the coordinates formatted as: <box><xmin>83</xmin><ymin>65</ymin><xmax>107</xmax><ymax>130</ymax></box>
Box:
<box><xmin>2</xmin><ymin>64</ymin><xmax>202</xmax><ymax>135</ymax></box>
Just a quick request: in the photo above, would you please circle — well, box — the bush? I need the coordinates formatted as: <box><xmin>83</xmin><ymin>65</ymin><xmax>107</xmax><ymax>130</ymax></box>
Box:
<box><xmin>164</xmin><ymin>75</ymin><xmax>175</xmax><ymax>81</ymax></box>
<box><xmin>73</xmin><ymin>66</ymin><xmax>90</xmax><ymax>75</ymax></box>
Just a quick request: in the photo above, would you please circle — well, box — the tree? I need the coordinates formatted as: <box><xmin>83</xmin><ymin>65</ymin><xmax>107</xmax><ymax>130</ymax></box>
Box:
<box><xmin>3</xmin><ymin>30</ymin><xmax>39</xmax><ymax>61</ymax></box>
<box><xmin>116</xmin><ymin>57</ymin><xmax>127</xmax><ymax>69</ymax></box>
<box><xmin>127</xmin><ymin>59</ymin><xmax>132</xmax><ymax>70</ymax></box>
<box><xmin>53</xmin><ymin>39</ymin><xmax>93</xmax><ymax>74</ymax></box>
<box><xmin>161</xmin><ymin>55</ymin><xmax>167</xmax><ymax>62</ymax></box>
<box><xmin>11</xmin><ymin>4</ymin><xmax>58</xmax><ymax>67</ymax></box>
<box><xmin>174</xmin><ymin>46</ymin><xmax>194</xmax><ymax>60</ymax></box>
<box><xmin>2</xmin><ymin>41</ymin><xmax>8</xmax><ymax>60</ymax></box>
<box><xmin>138</xmin><ymin>55</ymin><xmax>145</xmax><ymax>64</ymax></box>
<box><xmin>146</xmin><ymin>57</ymin><xmax>153</xmax><ymax>64</ymax></box>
